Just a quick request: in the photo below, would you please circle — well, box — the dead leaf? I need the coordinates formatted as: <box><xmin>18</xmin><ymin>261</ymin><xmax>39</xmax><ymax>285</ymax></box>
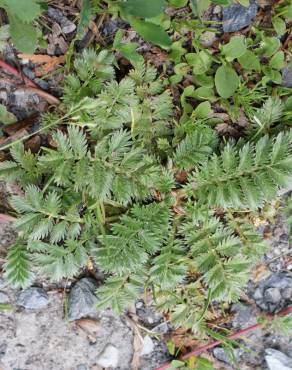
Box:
<box><xmin>35</xmin><ymin>56</ymin><xmax>65</xmax><ymax>77</ymax></box>
<box><xmin>18</xmin><ymin>53</ymin><xmax>55</xmax><ymax>63</ymax></box>
<box><xmin>253</xmin><ymin>263</ymin><xmax>270</xmax><ymax>282</ymax></box>
<box><xmin>2</xmin><ymin>113</ymin><xmax>39</xmax><ymax>135</ymax></box>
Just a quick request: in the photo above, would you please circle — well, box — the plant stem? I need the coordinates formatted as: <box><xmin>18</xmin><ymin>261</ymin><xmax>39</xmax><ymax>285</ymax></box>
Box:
<box><xmin>155</xmin><ymin>306</ymin><xmax>292</xmax><ymax>370</ymax></box>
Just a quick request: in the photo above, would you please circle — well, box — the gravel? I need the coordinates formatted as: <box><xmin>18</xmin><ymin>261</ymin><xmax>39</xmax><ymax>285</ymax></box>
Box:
<box><xmin>68</xmin><ymin>277</ymin><xmax>99</xmax><ymax>321</ymax></box>
<box><xmin>222</xmin><ymin>0</ymin><xmax>258</xmax><ymax>32</ymax></box>
<box><xmin>252</xmin><ymin>272</ymin><xmax>292</xmax><ymax>312</ymax></box>
<box><xmin>282</xmin><ymin>67</ymin><xmax>292</xmax><ymax>88</ymax></box>
<box><xmin>265</xmin><ymin>348</ymin><xmax>292</xmax><ymax>370</ymax></box>
<box><xmin>16</xmin><ymin>287</ymin><xmax>49</xmax><ymax>310</ymax></box>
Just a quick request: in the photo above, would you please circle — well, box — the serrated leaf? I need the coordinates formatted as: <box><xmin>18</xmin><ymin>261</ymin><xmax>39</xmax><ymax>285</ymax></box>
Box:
<box><xmin>215</xmin><ymin>65</ymin><xmax>239</xmax><ymax>99</ymax></box>
<box><xmin>1</xmin><ymin>0</ymin><xmax>41</xmax><ymax>22</ymax></box>
<box><xmin>130</xmin><ymin>18</ymin><xmax>171</xmax><ymax>48</ymax></box>
<box><xmin>120</xmin><ymin>0</ymin><xmax>165</xmax><ymax>18</ymax></box>
<box><xmin>9</xmin><ymin>16</ymin><xmax>37</xmax><ymax>53</ymax></box>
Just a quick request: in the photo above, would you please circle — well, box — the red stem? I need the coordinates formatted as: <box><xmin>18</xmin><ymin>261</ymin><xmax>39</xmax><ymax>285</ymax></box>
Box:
<box><xmin>155</xmin><ymin>306</ymin><xmax>292</xmax><ymax>370</ymax></box>
<box><xmin>0</xmin><ymin>59</ymin><xmax>37</xmax><ymax>88</ymax></box>
<box><xmin>0</xmin><ymin>59</ymin><xmax>60</xmax><ymax>105</ymax></box>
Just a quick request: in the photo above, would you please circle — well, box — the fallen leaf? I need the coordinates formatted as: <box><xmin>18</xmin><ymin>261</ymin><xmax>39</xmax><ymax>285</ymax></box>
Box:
<box><xmin>35</xmin><ymin>55</ymin><xmax>65</xmax><ymax>77</ymax></box>
<box><xmin>18</xmin><ymin>53</ymin><xmax>55</xmax><ymax>63</ymax></box>
<box><xmin>253</xmin><ymin>263</ymin><xmax>270</xmax><ymax>282</ymax></box>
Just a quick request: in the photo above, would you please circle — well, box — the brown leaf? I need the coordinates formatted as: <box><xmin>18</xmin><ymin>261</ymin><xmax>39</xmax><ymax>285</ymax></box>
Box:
<box><xmin>35</xmin><ymin>56</ymin><xmax>65</xmax><ymax>77</ymax></box>
<box><xmin>2</xmin><ymin>113</ymin><xmax>39</xmax><ymax>135</ymax></box>
<box><xmin>18</xmin><ymin>53</ymin><xmax>55</xmax><ymax>64</ymax></box>
<box><xmin>252</xmin><ymin>263</ymin><xmax>270</xmax><ymax>282</ymax></box>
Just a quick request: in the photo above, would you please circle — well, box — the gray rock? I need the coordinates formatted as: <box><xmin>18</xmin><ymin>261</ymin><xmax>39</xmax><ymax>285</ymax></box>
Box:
<box><xmin>68</xmin><ymin>278</ymin><xmax>98</xmax><ymax>321</ymax></box>
<box><xmin>47</xmin><ymin>7</ymin><xmax>76</xmax><ymax>34</ymax></box>
<box><xmin>0</xmin><ymin>342</ymin><xmax>7</xmax><ymax>359</ymax></box>
<box><xmin>265</xmin><ymin>287</ymin><xmax>282</xmax><ymax>303</ymax></box>
<box><xmin>231</xmin><ymin>304</ymin><xmax>257</xmax><ymax>329</ymax></box>
<box><xmin>16</xmin><ymin>288</ymin><xmax>49</xmax><ymax>310</ymax></box>
<box><xmin>282</xmin><ymin>287</ymin><xmax>292</xmax><ymax>299</ymax></box>
<box><xmin>265</xmin><ymin>348</ymin><xmax>292</xmax><ymax>370</ymax></box>
<box><xmin>96</xmin><ymin>344</ymin><xmax>119</xmax><ymax>368</ymax></box>
<box><xmin>282</xmin><ymin>67</ymin><xmax>292</xmax><ymax>88</ymax></box>
<box><xmin>222</xmin><ymin>0</ymin><xmax>258</xmax><ymax>32</ymax></box>
<box><xmin>139</xmin><ymin>340</ymin><xmax>171</xmax><ymax>370</ymax></box>
<box><xmin>76</xmin><ymin>365</ymin><xmax>87</xmax><ymax>370</ymax></box>
<box><xmin>152</xmin><ymin>321</ymin><xmax>172</xmax><ymax>334</ymax></box>
<box><xmin>0</xmin><ymin>291</ymin><xmax>10</xmax><ymax>304</ymax></box>
<box><xmin>136</xmin><ymin>299</ymin><xmax>163</xmax><ymax>328</ymax></box>
<box><xmin>252</xmin><ymin>272</ymin><xmax>292</xmax><ymax>312</ymax></box>
<box><xmin>140</xmin><ymin>336</ymin><xmax>155</xmax><ymax>356</ymax></box>
<box><xmin>213</xmin><ymin>347</ymin><xmax>244</xmax><ymax>365</ymax></box>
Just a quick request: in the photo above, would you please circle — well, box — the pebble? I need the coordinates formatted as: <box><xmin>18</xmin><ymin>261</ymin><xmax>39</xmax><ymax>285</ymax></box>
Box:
<box><xmin>265</xmin><ymin>348</ymin><xmax>292</xmax><ymax>370</ymax></box>
<box><xmin>264</xmin><ymin>287</ymin><xmax>282</xmax><ymax>303</ymax></box>
<box><xmin>213</xmin><ymin>5</ymin><xmax>222</xmax><ymax>14</ymax></box>
<box><xmin>213</xmin><ymin>347</ymin><xmax>244</xmax><ymax>365</ymax></box>
<box><xmin>135</xmin><ymin>300</ymin><xmax>163</xmax><ymax>328</ymax></box>
<box><xmin>222</xmin><ymin>0</ymin><xmax>258</xmax><ymax>32</ymax></box>
<box><xmin>0</xmin><ymin>291</ymin><xmax>10</xmax><ymax>304</ymax></box>
<box><xmin>282</xmin><ymin>67</ymin><xmax>292</xmax><ymax>88</ymax></box>
<box><xmin>96</xmin><ymin>344</ymin><xmax>119</xmax><ymax>368</ymax></box>
<box><xmin>152</xmin><ymin>321</ymin><xmax>172</xmax><ymax>334</ymax></box>
<box><xmin>16</xmin><ymin>287</ymin><xmax>49</xmax><ymax>310</ymax></box>
<box><xmin>200</xmin><ymin>31</ymin><xmax>217</xmax><ymax>47</ymax></box>
<box><xmin>68</xmin><ymin>278</ymin><xmax>99</xmax><ymax>321</ymax></box>
<box><xmin>140</xmin><ymin>336</ymin><xmax>155</xmax><ymax>356</ymax></box>
<box><xmin>252</xmin><ymin>272</ymin><xmax>292</xmax><ymax>312</ymax></box>
<box><xmin>47</xmin><ymin>7</ymin><xmax>76</xmax><ymax>34</ymax></box>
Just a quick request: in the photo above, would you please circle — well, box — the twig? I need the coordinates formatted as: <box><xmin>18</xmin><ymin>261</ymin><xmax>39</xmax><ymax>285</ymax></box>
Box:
<box><xmin>0</xmin><ymin>59</ymin><xmax>37</xmax><ymax>87</ymax></box>
<box><xmin>155</xmin><ymin>306</ymin><xmax>292</xmax><ymax>370</ymax></box>
<box><xmin>0</xmin><ymin>59</ymin><xmax>60</xmax><ymax>105</ymax></box>
<box><xmin>22</xmin><ymin>87</ymin><xmax>60</xmax><ymax>106</ymax></box>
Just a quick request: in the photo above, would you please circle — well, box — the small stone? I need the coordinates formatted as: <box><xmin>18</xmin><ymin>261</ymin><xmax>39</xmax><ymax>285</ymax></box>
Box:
<box><xmin>140</xmin><ymin>336</ymin><xmax>155</xmax><ymax>356</ymax></box>
<box><xmin>152</xmin><ymin>322</ymin><xmax>171</xmax><ymax>334</ymax></box>
<box><xmin>282</xmin><ymin>287</ymin><xmax>292</xmax><ymax>299</ymax></box>
<box><xmin>68</xmin><ymin>278</ymin><xmax>98</xmax><ymax>321</ymax></box>
<box><xmin>61</xmin><ymin>20</ymin><xmax>76</xmax><ymax>35</ymax></box>
<box><xmin>213</xmin><ymin>5</ymin><xmax>222</xmax><ymax>14</ymax></box>
<box><xmin>16</xmin><ymin>287</ymin><xmax>49</xmax><ymax>310</ymax></box>
<box><xmin>0</xmin><ymin>291</ymin><xmax>10</xmax><ymax>304</ymax></box>
<box><xmin>265</xmin><ymin>348</ymin><xmax>292</xmax><ymax>370</ymax></box>
<box><xmin>0</xmin><ymin>342</ymin><xmax>7</xmax><ymax>359</ymax></box>
<box><xmin>200</xmin><ymin>31</ymin><xmax>217</xmax><ymax>47</ymax></box>
<box><xmin>96</xmin><ymin>345</ymin><xmax>119</xmax><ymax>368</ymax></box>
<box><xmin>136</xmin><ymin>300</ymin><xmax>163</xmax><ymax>328</ymax></box>
<box><xmin>253</xmin><ymin>288</ymin><xmax>263</xmax><ymax>300</ymax></box>
<box><xmin>76</xmin><ymin>365</ymin><xmax>87</xmax><ymax>370</ymax></box>
<box><xmin>282</xmin><ymin>67</ymin><xmax>292</xmax><ymax>88</ymax></box>
<box><xmin>264</xmin><ymin>287</ymin><xmax>282</xmax><ymax>303</ymax></box>
<box><xmin>213</xmin><ymin>347</ymin><xmax>245</xmax><ymax>365</ymax></box>
<box><xmin>222</xmin><ymin>0</ymin><xmax>258</xmax><ymax>32</ymax></box>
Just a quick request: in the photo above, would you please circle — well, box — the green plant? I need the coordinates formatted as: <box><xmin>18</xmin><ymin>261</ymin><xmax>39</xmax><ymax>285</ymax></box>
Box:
<box><xmin>1</xmin><ymin>51</ymin><xmax>292</xmax><ymax>334</ymax></box>
<box><xmin>0</xmin><ymin>0</ymin><xmax>44</xmax><ymax>53</ymax></box>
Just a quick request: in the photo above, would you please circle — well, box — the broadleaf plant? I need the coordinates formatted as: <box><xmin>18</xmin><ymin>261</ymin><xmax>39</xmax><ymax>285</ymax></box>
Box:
<box><xmin>0</xmin><ymin>0</ymin><xmax>43</xmax><ymax>53</ymax></box>
<box><xmin>1</xmin><ymin>50</ymin><xmax>292</xmax><ymax>335</ymax></box>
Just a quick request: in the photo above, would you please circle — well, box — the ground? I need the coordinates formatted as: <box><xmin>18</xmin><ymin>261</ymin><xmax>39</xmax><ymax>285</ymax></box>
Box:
<box><xmin>0</xmin><ymin>0</ymin><xmax>292</xmax><ymax>369</ymax></box>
